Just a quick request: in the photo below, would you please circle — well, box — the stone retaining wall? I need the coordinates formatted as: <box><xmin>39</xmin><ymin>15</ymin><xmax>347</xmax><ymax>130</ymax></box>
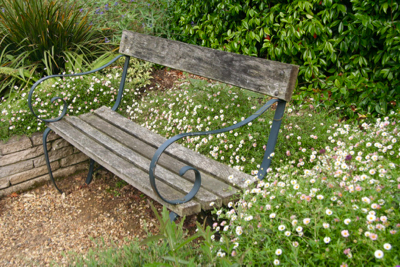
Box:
<box><xmin>0</xmin><ymin>132</ymin><xmax>89</xmax><ymax>197</ymax></box>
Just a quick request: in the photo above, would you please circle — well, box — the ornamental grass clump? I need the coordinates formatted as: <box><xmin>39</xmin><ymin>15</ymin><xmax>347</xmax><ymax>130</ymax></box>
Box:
<box><xmin>0</xmin><ymin>0</ymin><xmax>109</xmax><ymax>97</ymax></box>
<box><xmin>202</xmin><ymin>114</ymin><xmax>400</xmax><ymax>266</ymax></box>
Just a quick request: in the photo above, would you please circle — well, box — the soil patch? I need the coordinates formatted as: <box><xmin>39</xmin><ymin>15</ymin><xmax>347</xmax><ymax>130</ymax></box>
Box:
<box><xmin>0</xmin><ymin>170</ymin><xmax>198</xmax><ymax>266</ymax></box>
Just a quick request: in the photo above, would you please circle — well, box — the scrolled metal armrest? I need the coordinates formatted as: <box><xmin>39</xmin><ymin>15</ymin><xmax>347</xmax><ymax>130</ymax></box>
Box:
<box><xmin>28</xmin><ymin>55</ymin><xmax>125</xmax><ymax>123</ymax></box>
<box><xmin>149</xmin><ymin>98</ymin><xmax>280</xmax><ymax>205</ymax></box>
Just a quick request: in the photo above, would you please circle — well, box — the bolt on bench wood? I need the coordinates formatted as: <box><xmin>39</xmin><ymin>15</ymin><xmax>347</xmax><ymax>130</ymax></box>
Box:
<box><xmin>28</xmin><ymin>30</ymin><xmax>299</xmax><ymax>220</ymax></box>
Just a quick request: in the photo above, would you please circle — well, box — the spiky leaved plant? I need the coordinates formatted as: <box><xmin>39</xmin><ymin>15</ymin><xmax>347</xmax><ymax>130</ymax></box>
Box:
<box><xmin>0</xmin><ymin>0</ymin><xmax>109</xmax><ymax>97</ymax></box>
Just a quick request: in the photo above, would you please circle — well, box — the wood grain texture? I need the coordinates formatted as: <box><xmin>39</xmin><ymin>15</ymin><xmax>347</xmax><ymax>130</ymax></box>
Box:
<box><xmin>120</xmin><ymin>30</ymin><xmax>299</xmax><ymax>101</ymax></box>
<box><xmin>67</xmin><ymin>114</ymin><xmax>221</xmax><ymax>210</ymax></box>
<box><xmin>79</xmin><ymin>112</ymin><xmax>238</xmax><ymax>204</ymax></box>
<box><xmin>95</xmin><ymin>106</ymin><xmax>255</xmax><ymax>189</ymax></box>
<box><xmin>48</xmin><ymin>120</ymin><xmax>200</xmax><ymax>216</ymax></box>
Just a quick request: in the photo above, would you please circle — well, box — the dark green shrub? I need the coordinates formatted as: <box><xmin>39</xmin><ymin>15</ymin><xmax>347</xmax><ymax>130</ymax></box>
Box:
<box><xmin>170</xmin><ymin>0</ymin><xmax>400</xmax><ymax>117</ymax></box>
<box><xmin>76</xmin><ymin>0</ymin><xmax>177</xmax><ymax>43</ymax></box>
<box><xmin>0</xmin><ymin>0</ymin><xmax>109</xmax><ymax>97</ymax></box>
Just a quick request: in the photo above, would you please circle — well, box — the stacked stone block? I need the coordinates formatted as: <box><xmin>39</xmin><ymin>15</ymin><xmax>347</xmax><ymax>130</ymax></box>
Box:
<box><xmin>0</xmin><ymin>132</ymin><xmax>89</xmax><ymax>197</ymax></box>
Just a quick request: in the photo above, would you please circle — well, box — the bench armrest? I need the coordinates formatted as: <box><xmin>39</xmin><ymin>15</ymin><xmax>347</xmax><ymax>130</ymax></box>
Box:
<box><xmin>28</xmin><ymin>55</ymin><xmax>125</xmax><ymax>123</ymax></box>
<box><xmin>149</xmin><ymin>98</ymin><xmax>282</xmax><ymax>205</ymax></box>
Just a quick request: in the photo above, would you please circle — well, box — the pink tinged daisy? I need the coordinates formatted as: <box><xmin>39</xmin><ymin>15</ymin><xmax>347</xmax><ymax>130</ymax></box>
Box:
<box><xmin>303</xmin><ymin>218</ymin><xmax>311</xmax><ymax>225</ymax></box>
<box><xmin>323</xmin><ymin>223</ymin><xmax>330</xmax><ymax>229</ymax></box>
<box><xmin>369</xmin><ymin>233</ymin><xmax>378</xmax><ymax>240</ymax></box>
<box><xmin>292</xmin><ymin>241</ymin><xmax>299</xmax><ymax>247</ymax></box>
<box><xmin>383</xmin><ymin>243</ymin><xmax>392</xmax><ymax>250</ymax></box>
<box><xmin>374</xmin><ymin>250</ymin><xmax>384</xmax><ymax>259</ymax></box>
<box><xmin>341</xmin><ymin>230</ymin><xmax>350</xmax><ymax>237</ymax></box>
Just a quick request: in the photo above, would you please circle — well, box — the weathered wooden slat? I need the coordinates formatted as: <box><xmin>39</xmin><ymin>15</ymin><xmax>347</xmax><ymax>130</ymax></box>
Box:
<box><xmin>95</xmin><ymin>106</ymin><xmax>255</xmax><ymax>189</ymax></box>
<box><xmin>48</xmin><ymin>120</ymin><xmax>201</xmax><ymax>216</ymax></box>
<box><xmin>119</xmin><ymin>30</ymin><xmax>299</xmax><ymax>101</ymax></box>
<box><xmin>65</xmin><ymin>115</ymin><xmax>221</xmax><ymax>210</ymax></box>
<box><xmin>79</xmin><ymin>112</ymin><xmax>239</xmax><ymax>205</ymax></box>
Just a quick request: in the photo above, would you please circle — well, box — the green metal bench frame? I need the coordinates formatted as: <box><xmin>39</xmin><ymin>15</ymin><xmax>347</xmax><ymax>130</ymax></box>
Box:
<box><xmin>28</xmin><ymin>30</ymin><xmax>299</xmax><ymax>220</ymax></box>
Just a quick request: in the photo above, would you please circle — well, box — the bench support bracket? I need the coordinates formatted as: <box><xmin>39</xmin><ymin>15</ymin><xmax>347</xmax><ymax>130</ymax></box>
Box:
<box><xmin>43</xmin><ymin>127</ymin><xmax>63</xmax><ymax>193</ymax></box>
<box><xmin>169</xmin><ymin>211</ymin><xmax>179</xmax><ymax>222</ymax></box>
<box><xmin>44</xmin><ymin>128</ymin><xmax>100</xmax><ymax>192</ymax></box>
<box><xmin>257</xmin><ymin>99</ymin><xmax>287</xmax><ymax>180</ymax></box>
<box><xmin>85</xmin><ymin>159</ymin><xmax>96</xmax><ymax>185</ymax></box>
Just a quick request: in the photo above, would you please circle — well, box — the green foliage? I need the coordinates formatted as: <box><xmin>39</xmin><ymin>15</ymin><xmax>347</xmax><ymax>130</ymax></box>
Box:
<box><xmin>67</xmin><ymin>202</ymin><xmax>203</xmax><ymax>266</ymax></box>
<box><xmin>204</xmin><ymin>113</ymin><xmax>400</xmax><ymax>265</ymax></box>
<box><xmin>0</xmin><ymin>56</ymin><xmax>153</xmax><ymax>140</ymax></box>
<box><xmin>0</xmin><ymin>0</ymin><xmax>109</xmax><ymax>97</ymax></box>
<box><xmin>169</xmin><ymin>0</ymin><xmax>400</xmax><ymax>118</ymax></box>
<box><xmin>67</xmin><ymin>79</ymin><xmax>400</xmax><ymax>266</ymax></box>
<box><xmin>140</xmin><ymin>203</ymin><xmax>202</xmax><ymax>266</ymax></box>
<box><xmin>131</xmin><ymin>79</ymin><xmax>337</xmax><ymax>173</ymax></box>
<box><xmin>76</xmin><ymin>0</ymin><xmax>176</xmax><ymax>43</ymax></box>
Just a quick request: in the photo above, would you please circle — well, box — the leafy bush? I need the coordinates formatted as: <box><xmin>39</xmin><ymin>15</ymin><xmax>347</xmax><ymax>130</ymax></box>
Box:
<box><xmin>76</xmin><ymin>0</ymin><xmax>176</xmax><ymax>43</ymax></box>
<box><xmin>0</xmin><ymin>0</ymin><xmax>109</xmax><ymax>97</ymax></box>
<box><xmin>169</xmin><ymin>0</ymin><xmax>400</xmax><ymax>118</ymax></box>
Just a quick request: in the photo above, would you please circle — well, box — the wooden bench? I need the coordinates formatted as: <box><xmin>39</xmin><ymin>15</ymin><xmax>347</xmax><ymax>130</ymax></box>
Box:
<box><xmin>28</xmin><ymin>30</ymin><xmax>299</xmax><ymax>220</ymax></box>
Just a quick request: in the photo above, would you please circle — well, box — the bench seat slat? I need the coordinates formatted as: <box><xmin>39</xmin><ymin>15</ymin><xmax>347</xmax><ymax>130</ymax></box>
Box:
<box><xmin>79</xmin><ymin>112</ymin><xmax>238</xmax><ymax>205</ymax></box>
<box><xmin>64</xmin><ymin>114</ymin><xmax>222</xmax><ymax>210</ymax></box>
<box><xmin>48</xmin><ymin>119</ymin><xmax>201</xmax><ymax>216</ymax></box>
<box><xmin>95</xmin><ymin>106</ymin><xmax>254</xmax><ymax>189</ymax></box>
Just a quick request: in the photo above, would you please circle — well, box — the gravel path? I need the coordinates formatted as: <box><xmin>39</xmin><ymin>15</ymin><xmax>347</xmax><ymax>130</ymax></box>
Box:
<box><xmin>0</xmin><ymin>171</ymin><xmax>166</xmax><ymax>266</ymax></box>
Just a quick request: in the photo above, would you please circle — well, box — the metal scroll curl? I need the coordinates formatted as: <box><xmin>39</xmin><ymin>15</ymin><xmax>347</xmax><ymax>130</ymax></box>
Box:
<box><xmin>149</xmin><ymin>98</ymin><xmax>281</xmax><ymax>205</ymax></box>
<box><xmin>27</xmin><ymin>55</ymin><xmax>125</xmax><ymax>123</ymax></box>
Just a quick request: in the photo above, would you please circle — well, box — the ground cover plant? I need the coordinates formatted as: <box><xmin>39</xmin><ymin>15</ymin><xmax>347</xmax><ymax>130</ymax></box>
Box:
<box><xmin>169</xmin><ymin>0</ymin><xmax>400</xmax><ymax>118</ymax></box>
<box><xmin>67</xmin><ymin>79</ymin><xmax>400</xmax><ymax>266</ymax></box>
<box><xmin>131</xmin><ymin>78</ymin><xmax>337</xmax><ymax>173</ymax></box>
<box><xmin>0</xmin><ymin>57</ymin><xmax>152</xmax><ymax>139</ymax></box>
<box><xmin>204</xmin><ymin>115</ymin><xmax>400</xmax><ymax>266</ymax></box>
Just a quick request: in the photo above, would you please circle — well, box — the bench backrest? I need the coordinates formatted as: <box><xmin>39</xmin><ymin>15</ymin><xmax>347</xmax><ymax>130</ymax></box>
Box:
<box><xmin>119</xmin><ymin>30</ymin><xmax>299</xmax><ymax>102</ymax></box>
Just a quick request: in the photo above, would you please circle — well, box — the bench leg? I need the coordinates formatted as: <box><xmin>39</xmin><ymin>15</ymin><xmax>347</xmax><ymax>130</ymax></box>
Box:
<box><xmin>257</xmin><ymin>100</ymin><xmax>287</xmax><ymax>180</ymax></box>
<box><xmin>169</xmin><ymin>211</ymin><xmax>179</xmax><ymax>222</ymax></box>
<box><xmin>85</xmin><ymin>159</ymin><xmax>96</xmax><ymax>185</ymax></box>
<box><xmin>43</xmin><ymin>128</ymin><xmax>63</xmax><ymax>194</ymax></box>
